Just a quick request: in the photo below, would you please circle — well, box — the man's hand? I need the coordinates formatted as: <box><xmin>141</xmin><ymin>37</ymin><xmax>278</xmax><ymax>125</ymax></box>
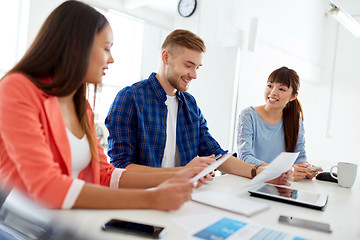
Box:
<box><xmin>183</xmin><ymin>156</ymin><xmax>217</xmax><ymax>185</ymax></box>
<box><xmin>176</xmin><ymin>166</ymin><xmax>213</xmax><ymax>188</ymax></box>
<box><xmin>185</xmin><ymin>155</ymin><xmax>216</xmax><ymax>169</ymax></box>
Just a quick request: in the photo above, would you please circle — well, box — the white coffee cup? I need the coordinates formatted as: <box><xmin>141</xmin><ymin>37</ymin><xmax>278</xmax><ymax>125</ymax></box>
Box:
<box><xmin>330</xmin><ymin>162</ymin><xmax>358</xmax><ymax>188</ymax></box>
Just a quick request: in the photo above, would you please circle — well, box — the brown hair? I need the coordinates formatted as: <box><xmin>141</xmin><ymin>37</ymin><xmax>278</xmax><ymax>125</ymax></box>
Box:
<box><xmin>268</xmin><ymin>66</ymin><xmax>303</xmax><ymax>152</ymax></box>
<box><xmin>161</xmin><ymin>29</ymin><xmax>206</xmax><ymax>55</ymax></box>
<box><xmin>4</xmin><ymin>0</ymin><xmax>108</xmax><ymax>159</ymax></box>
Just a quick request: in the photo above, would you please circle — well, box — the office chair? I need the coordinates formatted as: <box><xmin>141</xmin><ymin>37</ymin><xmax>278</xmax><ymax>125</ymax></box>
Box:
<box><xmin>0</xmin><ymin>185</ymin><xmax>92</xmax><ymax>240</ymax></box>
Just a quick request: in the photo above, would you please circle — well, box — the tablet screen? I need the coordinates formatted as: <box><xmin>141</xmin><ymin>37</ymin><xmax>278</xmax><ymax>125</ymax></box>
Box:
<box><xmin>249</xmin><ymin>184</ymin><xmax>328</xmax><ymax>210</ymax></box>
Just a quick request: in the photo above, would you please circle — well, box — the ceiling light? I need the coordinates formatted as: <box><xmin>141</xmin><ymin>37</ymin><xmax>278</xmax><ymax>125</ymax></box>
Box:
<box><xmin>329</xmin><ymin>1</ymin><xmax>360</xmax><ymax>38</ymax></box>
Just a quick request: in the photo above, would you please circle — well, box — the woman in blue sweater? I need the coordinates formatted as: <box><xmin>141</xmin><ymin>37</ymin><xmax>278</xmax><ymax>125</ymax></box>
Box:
<box><xmin>237</xmin><ymin>67</ymin><xmax>321</xmax><ymax>181</ymax></box>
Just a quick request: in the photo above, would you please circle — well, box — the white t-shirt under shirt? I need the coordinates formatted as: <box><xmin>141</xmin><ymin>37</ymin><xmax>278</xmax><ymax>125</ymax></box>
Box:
<box><xmin>161</xmin><ymin>95</ymin><xmax>181</xmax><ymax>168</ymax></box>
<box><xmin>66</xmin><ymin>128</ymin><xmax>91</xmax><ymax>178</ymax></box>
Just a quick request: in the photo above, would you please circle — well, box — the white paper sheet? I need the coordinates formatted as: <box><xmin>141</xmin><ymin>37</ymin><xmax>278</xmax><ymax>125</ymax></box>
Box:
<box><xmin>191</xmin><ymin>189</ymin><xmax>269</xmax><ymax>217</ymax></box>
<box><xmin>245</xmin><ymin>152</ymin><xmax>299</xmax><ymax>188</ymax></box>
<box><xmin>189</xmin><ymin>153</ymin><xmax>232</xmax><ymax>183</ymax></box>
<box><xmin>189</xmin><ymin>142</ymin><xmax>246</xmax><ymax>183</ymax></box>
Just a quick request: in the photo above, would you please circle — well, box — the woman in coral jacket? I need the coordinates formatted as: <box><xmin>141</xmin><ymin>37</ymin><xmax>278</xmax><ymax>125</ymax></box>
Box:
<box><xmin>0</xmin><ymin>1</ymin><xmax>207</xmax><ymax>210</ymax></box>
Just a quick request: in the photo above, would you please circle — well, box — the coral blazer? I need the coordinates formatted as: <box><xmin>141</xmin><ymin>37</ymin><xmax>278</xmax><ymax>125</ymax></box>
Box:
<box><xmin>0</xmin><ymin>73</ymin><xmax>116</xmax><ymax>208</ymax></box>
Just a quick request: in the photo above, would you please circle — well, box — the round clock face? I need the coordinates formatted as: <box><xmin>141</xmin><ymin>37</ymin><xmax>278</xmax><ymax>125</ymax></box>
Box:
<box><xmin>178</xmin><ymin>0</ymin><xmax>197</xmax><ymax>18</ymax></box>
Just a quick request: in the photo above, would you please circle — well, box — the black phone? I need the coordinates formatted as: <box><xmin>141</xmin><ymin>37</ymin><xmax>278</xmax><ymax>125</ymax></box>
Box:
<box><xmin>101</xmin><ymin>219</ymin><xmax>167</xmax><ymax>239</ymax></box>
<box><xmin>278</xmin><ymin>215</ymin><xmax>332</xmax><ymax>233</ymax></box>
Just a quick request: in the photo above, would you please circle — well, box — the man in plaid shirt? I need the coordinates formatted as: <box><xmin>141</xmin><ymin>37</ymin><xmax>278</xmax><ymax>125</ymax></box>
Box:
<box><xmin>105</xmin><ymin>29</ymin><xmax>291</xmax><ymax>183</ymax></box>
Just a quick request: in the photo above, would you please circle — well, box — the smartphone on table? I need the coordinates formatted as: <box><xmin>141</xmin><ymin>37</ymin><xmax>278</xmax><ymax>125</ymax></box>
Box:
<box><xmin>102</xmin><ymin>218</ymin><xmax>167</xmax><ymax>239</ymax></box>
<box><xmin>307</xmin><ymin>166</ymin><xmax>322</xmax><ymax>171</ymax></box>
<box><xmin>278</xmin><ymin>215</ymin><xmax>332</xmax><ymax>233</ymax></box>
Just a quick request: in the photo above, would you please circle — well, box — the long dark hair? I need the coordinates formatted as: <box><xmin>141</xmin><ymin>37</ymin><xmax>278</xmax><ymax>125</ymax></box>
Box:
<box><xmin>4</xmin><ymin>0</ymin><xmax>109</xmax><ymax>159</ymax></box>
<box><xmin>268</xmin><ymin>66</ymin><xmax>303</xmax><ymax>152</ymax></box>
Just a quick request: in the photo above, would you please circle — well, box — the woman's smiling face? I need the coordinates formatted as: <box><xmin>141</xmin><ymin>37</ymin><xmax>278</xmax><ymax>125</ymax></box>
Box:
<box><xmin>264</xmin><ymin>81</ymin><xmax>297</xmax><ymax>110</ymax></box>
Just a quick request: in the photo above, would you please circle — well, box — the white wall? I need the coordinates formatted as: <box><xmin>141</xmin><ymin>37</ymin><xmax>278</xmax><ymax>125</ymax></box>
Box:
<box><xmin>26</xmin><ymin>0</ymin><xmax>64</xmax><ymax>46</ymax></box>
<box><xmin>311</xmin><ymin>15</ymin><xmax>360</xmax><ymax>166</ymax></box>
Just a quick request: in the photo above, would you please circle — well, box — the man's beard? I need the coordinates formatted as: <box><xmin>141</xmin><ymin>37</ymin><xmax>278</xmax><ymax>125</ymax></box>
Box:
<box><xmin>167</xmin><ymin>73</ymin><xmax>188</xmax><ymax>92</ymax></box>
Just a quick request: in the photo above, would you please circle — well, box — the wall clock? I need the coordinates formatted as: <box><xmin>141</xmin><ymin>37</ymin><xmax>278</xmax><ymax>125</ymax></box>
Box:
<box><xmin>178</xmin><ymin>0</ymin><xmax>197</xmax><ymax>18</ymax></box>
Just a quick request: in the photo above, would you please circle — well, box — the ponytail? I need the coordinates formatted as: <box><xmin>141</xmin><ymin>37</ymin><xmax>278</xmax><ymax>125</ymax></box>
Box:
<box><xmin>283</xmin><ymin>98</ymin><xmax>303</xmax><ymax>152</ymax></box>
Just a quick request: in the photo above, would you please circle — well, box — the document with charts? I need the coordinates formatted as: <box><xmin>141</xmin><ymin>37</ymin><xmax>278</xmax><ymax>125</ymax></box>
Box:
<box><xmin>192</xmin><ymin>217</ymin><xmax>309</xmax><ymax>240</ymax></box>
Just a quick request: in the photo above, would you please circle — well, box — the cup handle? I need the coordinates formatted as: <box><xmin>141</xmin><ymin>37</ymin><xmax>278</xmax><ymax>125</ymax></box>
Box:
<box><xmin>330</xmin><ymin>166</ymin><xmax>338</xmax><ymax>179</ymax></box>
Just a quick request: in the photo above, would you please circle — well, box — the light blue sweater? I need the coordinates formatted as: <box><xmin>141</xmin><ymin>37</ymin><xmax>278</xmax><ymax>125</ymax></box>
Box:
<box><xmin>236</xmin><ymin>106</ymin><xmax>307</xmax><ymax>166</ymax></box>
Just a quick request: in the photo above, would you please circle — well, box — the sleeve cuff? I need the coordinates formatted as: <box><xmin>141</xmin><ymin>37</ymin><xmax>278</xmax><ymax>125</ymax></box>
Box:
<box><xmin>252</xmin><ymin>159</ymin><xmax>264</xmax><ymax>166</ymax></box>
<box><xmin>110</xmin><ymin>168</ymin><xmax>126</xmax><ymax>189</ymax></box>
<box><xmin>61</xmin><ymin>179</ymin><xmax>85</xmax><ymax>209</ymax></box>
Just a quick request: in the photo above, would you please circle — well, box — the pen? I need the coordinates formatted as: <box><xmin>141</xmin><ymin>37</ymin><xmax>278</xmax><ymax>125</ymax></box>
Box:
<box><xmin>215</xmin><ymin>150</ymin><xmax>228</xmax><ymax>160</ymax></box>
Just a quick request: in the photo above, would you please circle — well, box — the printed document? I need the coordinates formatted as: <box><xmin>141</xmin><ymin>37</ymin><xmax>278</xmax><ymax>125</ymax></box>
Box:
<box><xmin>245</xmin><ymin>152</ymin><xmax>299</xmax><ymax>188</ymax></box>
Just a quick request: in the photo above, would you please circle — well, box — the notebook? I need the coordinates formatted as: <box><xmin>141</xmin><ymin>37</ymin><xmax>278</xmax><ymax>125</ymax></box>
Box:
<box><xmin>192</xmin><ymin>189</ymin><xmax>269</xmax><ymax>217</ymax></box>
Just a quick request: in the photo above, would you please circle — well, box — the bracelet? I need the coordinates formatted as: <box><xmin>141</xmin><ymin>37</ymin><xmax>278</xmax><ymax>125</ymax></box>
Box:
<box><xmin>251</xmin><ymin>165</ymin><xmax>260</xmax><ymax>178</ymax></box>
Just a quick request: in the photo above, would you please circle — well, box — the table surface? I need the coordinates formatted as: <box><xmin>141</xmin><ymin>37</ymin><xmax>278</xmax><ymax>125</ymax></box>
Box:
<box><xmin>47</xmin><ymin>169</ymin><xmax>360</xmax><ymax>240</ymax></box>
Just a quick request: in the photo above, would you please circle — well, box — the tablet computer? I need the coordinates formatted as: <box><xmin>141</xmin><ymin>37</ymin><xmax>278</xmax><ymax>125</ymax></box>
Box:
<box><xmin>248</xmin><ymin>184</ymin><xmax>328</xmax><ymax>211</ymax></box>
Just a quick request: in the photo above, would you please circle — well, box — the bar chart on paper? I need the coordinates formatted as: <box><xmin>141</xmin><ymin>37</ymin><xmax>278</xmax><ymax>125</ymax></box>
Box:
<box><xmin>193</xmin><ymin>217</ymin><xmax>309</xmax><ymax>240</ymax></box>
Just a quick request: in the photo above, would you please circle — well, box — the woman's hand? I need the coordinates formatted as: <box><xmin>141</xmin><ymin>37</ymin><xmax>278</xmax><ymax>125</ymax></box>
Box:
<box><xmin>304</xmin><ymin>165</ymin><xmax>323</xmax><ymax>180</ymax></box>
<box><xmin>255</xmin><ymin>163</ymin><xmax>292</xmax><ymax>186</ymax></box>
<box><xmin>293</xmin><ymin>162</ymin><xmax>322</xmax><ymax>181</ymax></box>
<box><xmin>267</xmin><ymin>169</ymin><xmax>293</xmax><ymax>186</ymax></box>
<box><xmin>149</xmin><ymin>178</ymin><xmax>194</xmax><ymax>211</ymax></box>
<box><xmin>292</xmin><ymin>165</ymin><xmax>308</xmax><ymax>181</ymax></box>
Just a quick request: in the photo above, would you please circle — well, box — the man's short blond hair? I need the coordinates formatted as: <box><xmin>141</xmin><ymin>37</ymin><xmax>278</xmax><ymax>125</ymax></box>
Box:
<box><xmin>161</xmin><ymin>29</ymin><xmax>206</xmax><ymax>54</ymax></box>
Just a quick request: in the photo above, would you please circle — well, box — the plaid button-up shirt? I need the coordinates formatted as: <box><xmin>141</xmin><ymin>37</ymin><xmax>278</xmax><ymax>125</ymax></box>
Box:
<box><xmin>105</xmin><ymin>72</ymin><xmax>223</xmax><ymax>168</ymax></box>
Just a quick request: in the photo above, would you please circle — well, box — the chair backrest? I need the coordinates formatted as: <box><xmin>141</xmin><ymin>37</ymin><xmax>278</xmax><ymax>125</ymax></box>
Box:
<box><xmin>0</xmin><ymin>186</ymin><xmax>10</xmax><ymax>209</ymax></box>
<box><xmin>0</xmin><ymin>188</ymin><xmax>91</xmax><ymax>240</ymax></box>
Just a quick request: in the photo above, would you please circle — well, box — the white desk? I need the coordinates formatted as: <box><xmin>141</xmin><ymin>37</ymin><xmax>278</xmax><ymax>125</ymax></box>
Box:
<box><xmin>48</xmin><ymin>173</ymin><xmax>360</xmax><ymax>240</ymax></box>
